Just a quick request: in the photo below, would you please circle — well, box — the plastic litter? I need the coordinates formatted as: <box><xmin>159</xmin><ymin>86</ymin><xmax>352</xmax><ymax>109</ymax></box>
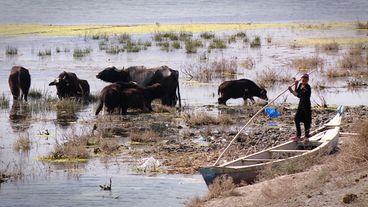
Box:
<box><xmin>265</xmin><ymin>107</ymin><xmax>280</xmax><ymax>118</ymax></box>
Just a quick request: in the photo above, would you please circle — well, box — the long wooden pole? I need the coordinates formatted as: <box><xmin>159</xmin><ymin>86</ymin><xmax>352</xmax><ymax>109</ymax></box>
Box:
<box><xmin>213</xmin><ymin>69</ymin><xmax>318</xmax><ymax>166</ymax></box>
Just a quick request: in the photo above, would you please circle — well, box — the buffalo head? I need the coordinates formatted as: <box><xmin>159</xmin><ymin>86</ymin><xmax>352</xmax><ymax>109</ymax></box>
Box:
<box><xmin>96</xmin><ymin>66</ymin><xmax>129</xmax><ymax>83</ymax></box>
<box><xmin>260</xmin><ymin>89</ymin><xmax>268</xmax><ymax>102</ymax></box>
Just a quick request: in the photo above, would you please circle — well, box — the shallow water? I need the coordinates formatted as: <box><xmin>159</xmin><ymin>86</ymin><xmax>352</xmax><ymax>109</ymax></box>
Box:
<box><xmin>1</xmin><ymin>1</ymin><xmax>368</xmax><ymax>206</ymax></box>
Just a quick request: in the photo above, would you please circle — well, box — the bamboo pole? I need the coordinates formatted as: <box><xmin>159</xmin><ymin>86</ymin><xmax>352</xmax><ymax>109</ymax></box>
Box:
<box><xmin>213</xmin><ymin>69</ymin><xmax>318</xmax><ymax>166</ymax></box>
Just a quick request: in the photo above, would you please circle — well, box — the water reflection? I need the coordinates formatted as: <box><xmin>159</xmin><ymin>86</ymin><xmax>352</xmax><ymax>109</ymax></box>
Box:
<box><xmin>55</xmin><ymin>108</ymin><xmax>79</xmax><ymax>127</ymax></box>
<box><xmin>9</xmin><ymin>101</ymin><xmax>31</xmax><ymax>132</ymax></box>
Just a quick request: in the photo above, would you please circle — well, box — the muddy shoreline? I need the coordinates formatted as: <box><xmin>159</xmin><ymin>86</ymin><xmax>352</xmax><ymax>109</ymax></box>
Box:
<box><xmin>103</xmin><ymin>104</ymin><xmax>366</xmax><ymax>175</ymax></box>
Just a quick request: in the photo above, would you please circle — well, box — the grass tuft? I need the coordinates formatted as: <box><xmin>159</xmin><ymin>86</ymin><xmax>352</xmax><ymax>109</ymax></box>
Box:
<box><xmin>6</xmin><ymin>45</ymin><xmax>18</xmax><ymax>55</ymax></box>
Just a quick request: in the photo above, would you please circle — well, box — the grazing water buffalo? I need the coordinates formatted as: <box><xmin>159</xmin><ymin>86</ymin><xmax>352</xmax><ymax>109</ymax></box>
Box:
<box><xmin>96</xmin><ymin>65</ymin><xmax>181</xmax><ymax>107</ymax></box>
<box><xmin>121</xmin><ymin>83</ymin><xmax>164</xmax><ymax>114</ymax></box>
<box><xmin>8</xmin><ymin>66</ymin><xmax>31</xmax><ymax>101</ymax></box>
<box><xmin>95</xmin><ymin>81</ymin><xmax>138</xmax><ymax>115</ymax></box>
<box><xmin>49</xmin><ymin>71</ymin><xmax>90</xmax><ymax>99</ymax></box>
<box><xmin>218</xmin><ymin>79</ymin><xmax>268</xmax><ymax>105</ymax></box>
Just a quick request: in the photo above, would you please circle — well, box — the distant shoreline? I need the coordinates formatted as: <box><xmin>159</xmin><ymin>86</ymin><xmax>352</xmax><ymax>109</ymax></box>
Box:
<box><xmin>0</xmin><ymin>22</ymin><xmax>357</xmax><ymax>37</ymax></box>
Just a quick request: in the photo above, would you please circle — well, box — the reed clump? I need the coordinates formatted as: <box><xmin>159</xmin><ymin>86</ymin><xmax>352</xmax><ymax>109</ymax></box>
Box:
<box><xmin>6</xmin><ymin>45</ymin><xmax>18</xmax><ymax>55</ymax></box>
<box><xmin>291</xmin><ymin>56</ymin><xmax>323</xmax><ymax>69</ymax></box>
<box><xmin>13</xmin><ymin>133</ymin><xmax>32</xmax><ymax>151</ymax></box>
<box><xmin>129</xmin><ymin>129</ymin><xmax>157</xmax><ymax>143</ymax></box>
<box><xmin>183</xmin><ymin>111</ymin><xmax>234</xmax><ymax>127</ymax></box>
<box><xmin>73</xmin><ymin>47</ymin><xmax>91</xmax><ymax>57</ymax></box>
<box><xmin>0</xmin><ymin>93</ymin><xmax>10</xmax><ymax>109</ymax></box>
<box><xmin>185</xmin><ymin>175</ymin><xmax>239</xmax><ymax>207</ymax></box>
<box><xmin>356</xmin><ymin>21</ymin><xmax>368</xmax><ymax>29</ymax></box>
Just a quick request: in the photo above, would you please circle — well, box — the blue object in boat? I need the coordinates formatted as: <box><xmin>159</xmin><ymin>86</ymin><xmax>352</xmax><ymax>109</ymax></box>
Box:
<box><xmin>265</xmin><ymin>107</ymin><xmax>280</xmax><ymax>118</ymax></box>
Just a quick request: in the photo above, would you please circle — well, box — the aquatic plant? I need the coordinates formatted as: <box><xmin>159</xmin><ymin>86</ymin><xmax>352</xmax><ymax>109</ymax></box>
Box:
<box><xmin>172</xmin><ymin>41</ymin><xmax>181</xmax><ymax>49</ymax></box>
<box><xmin>13</xmin><ymin>133</ymin><xmax>32</xmax><ymax>151</ymax></box>
<box><xmin>339</xmin><ymin>55</ymin><xmax>365</xmax><ymax>69</ymax></box>
<box><xmin>179</xmin><ymin>31</ymin><xmax>193</xmax><ymax>41</ymax></box>
<box><xmin>73</xmin><ymin>47</ymin><xmax>91</xmax><ymax>57</ymax></box>
<box><xmin>157</xmin><ymin>41</ymin><xmax>170</xmax><ymax>51</ymax></box>
<box><xmin>319</xmin><ymin>42</ymin><xmax>340</xmax><ymax>51</ymax></box>
<box><xmin>185</xmin><ymin>39</ymin><xmax>203</xmax><ymax>53</ymax></box>
<box><xmin>291</xmin><ymin>56</ymin><xmax>323</xmax><ymax>70</ymax></box>
<box><xmin>56</xmin><ymin>47</ymin><xmax>61</xmax><ymax>53</ymax></box>
<box><xmin>6</xmin><ymin>45</ymin><xmax>18</xmax><ymax>55</ymax></box>
<box><xmin>200</xmin><ymin>32</ymin><xmax>215</xmax><ymax>39</ymax></box>
<box><xmin>118</xmin><ymin>33</ymin><xmax>132</xmax><ymax>44</ymax></box>
<box><xmin>129</xmin><ymin>129</ymin><xmax>158</xmax><ymax>143</ymax></box>
<box><xmin>209</xmin><ymin>38</ymin><xmax>226</xmax><ymax>49</ymax></box>
<box><xmin>28</xmin><ymin>88</ymin><xmax>43</xmax><ymax>99</ymax></box>
<box><xmin>0</xmin><ymin>93</ymin><xmax>10</xmax><ymax>109</ymax></box>
<box><xmin>106</xmin><ymin>45</ymin><xmax>124</xmax><ymax>54</ymax></box>
<box><xmin>356</xmin><ymin>21</ymin><xmax>368</xmax><ymax>29</ymax></box>
<box><xmin>37</xmin><ymin>48</ymin><xmax>51</xmax><ymax>56</ymax></box>
<box><xmin>250</xmin><ymin>36</ymin><xmax>261</xmax><ymax>48</ymax></box>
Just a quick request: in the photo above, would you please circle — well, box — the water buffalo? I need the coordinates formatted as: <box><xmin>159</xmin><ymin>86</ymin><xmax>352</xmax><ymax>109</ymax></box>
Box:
<box><xmin>218</xmin><ymin>79</ymin><xmax>268</xmax><ymax>105</ymax></box>
<box><xmin>96</xmin><ymin>65</ymin><xmax>181</xmax><ymax>107</ymax></box>
<box><xmin>8</xmin><ymin>66</ymin><xmax>31</xmax><ymax>101</ymax></box>
<box><xmin>121</xmin><ymin>83</ymin><xmax>164</xmax><ymax>114</ymax></box>
<box><xmin>49</xmin><ymin>71</ymin><xmax>90</xmax><ymax>99</ymax></box>
<box><xmin>95</xmin><ymin>81</ymin><xmax>138</xmax><ymax>115</ymax></box>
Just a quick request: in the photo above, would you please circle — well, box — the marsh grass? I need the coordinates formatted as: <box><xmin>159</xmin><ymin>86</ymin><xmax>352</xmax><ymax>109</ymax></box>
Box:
<box><xmin>157</xmin><ymin>41</ymin><xmax>170</xmax><ymax>51</ymax></box>
<box><xmin>124</xmin><ymin>42</ymin><xmax>142</xmax><ymax>52</ymax></box>
<box><xmin>106</xmin><ymin>45</ymin><xmax>124</xmax><ymax>54</ymax></box>
<box><xmin>347</xmin><ymin>79</ymin><xmax>368</xmax><ymax>87</ymax></box>
<box><xmin>291</xmin><ymin>56</ymin><xmax>323</xmax><ymax>69</ymax></box>
<box><xmin>209</xmin><ymin>38</ymin><xmax>226</xmax><ymax>49</ymax></box>
<box><xmin>172</xmin><ymin>41</ymin><xmax>181</xmax><ymax>49</ymax></box>
<box><xmin>13</xmin><ymin>133</ymin><xmax>31</xmax><ymax>151</ymax></box>
<box><xmin>255</xmin><ymin>67</ymin><xmax>293</xmax><ymax>86</ymax></box>
<box><xmin>50</xmin><ymin>130</ymin><xmax>90</xmax><ymax>160</ymax></box>
<box><xmin>6</xmin><ymin>45</ymin><xmax>18</xmax><ymax>55</ymax></box>
<box><xmin>129</xmin><ymin>129</ymin><xmax>157</xmax><ymax>143</ymax></box>
<box><xmin>356</xmin><ymin>21</ymin><xmax>368</xmax><ymax>29</ymax></box>
<box><xmin>185</xmin><ymin>39</ymin><xmax>203</xmax><ymax>53</ymax></box>
<box><xmin>319</xmin><ymin>42</ymin><xmax>340</xmax><ymax>51</ymax></box>
<box><xmin>185</xmin><ymin>175</ymin><xmax>239</xmax><ymax>206</ymax></box>
<box><xmin>118</xmin><ymin>33</ymin><xmax>132</xmax><ymax>44</ymax></box>
<box><xmin>28</xmin><ymin>88</ymin><xmax>43</xmax><ymax>99</ymax></box>
<box><xmin>333</xmin><ymin>120</ymin><xmax>368</xmax><ymax>173</ymax></box>
<box><xmin>95</xmin><ymin>138</ymin><xmax>121</xmax><ymax>155</ymax></box>
<box><xmin>348</xmin><ymin>43</ymin><xmax>364</xmax><ymax>56</ymax></box>
<box><xmin>339</xmin><ymin>55</ymin><xmax>366</xmax><ymax>69</ymax></box>
<box><xmin>0</xmin><ymin>93</ymin><xmax>10</xmax><ymax>109</ymax></box>
<box><xmin>326</xmin><ymin>68</ymin><xmax>350</xmax><ymax>77</ymax></box>
<box><xmin>73</xmin><ymin>47</ymin><xmax>91</xmax><ymax>57</ymax></box>
<box><xmin>179</xmin><ymin>31</ymin><xmax>193</xmax><ymax>41</ymax></box>
<box><xmin>153</xmin><ymin>105</ymin><xmax>176</xmax><ymax>113</ymax></box>
<box><xmin>183</xmin><ymin>111</ymin><xmax>234</xmax><ymax>127</ymax></box>
<box><xmin>181</xmin><ymin>58</ymin><xmax>237</xmax><ymax>81</ymax></box>
<box><xmin>250</xmin><ymin>36</ymin><xmax>261</xmax><ymax>48</ymax></box>
<box><xmin>56</xmin><ymin>47</ymin><xmax>61</xmax><ymax>53</ymax></box>
<box><xmin>38</xmin><ymin>48</ymin><xmax>52</xmax><ymax>56</ymax></box>
<box><xmin>200</xmin><ymin>32</ymin><xmax>215</xmax><ymax>39</ymax></box>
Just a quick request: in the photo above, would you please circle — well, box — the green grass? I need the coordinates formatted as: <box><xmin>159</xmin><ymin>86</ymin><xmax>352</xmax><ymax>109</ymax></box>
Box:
<box><xmin>6</xmin><ymin>45</ymin><xmax>18</xmax><ymax>55</ymax></box>
<box><xmin>250</xmin><ymin>36</ymin><xmax>261</xmax><ymax>47</ymax></box>
<box><xmin>73</xmin><ymin>47</ymin><xmax>91</xmax><ymax>57</ymax></box>
<box><xmin>185</xmin><ymin>39</ymin><xmax>203</xmax><ymax>53</ymax></box>
<box><xmin>0</xmin><ymin>93</ymin><xmax>10</xmax><ymax>109</ymax></box>
<box><xmin>209</xmin><ymin>38</ymin><xmax>226</xmax><ymax>49</ymax></box>
<box><xmin>38</xmin><ymin>48</ymin><xmax>52</xmax><ymax>56</ymax></box>
<box><xmin>200</xmin><ymin>32</ymin><xmax>215</xmax><ymax>39</ymax></box>
<box><xmin>118</xmin><ymin>33</ymin><xmax>132</xmax><ymax>44</ymax></box>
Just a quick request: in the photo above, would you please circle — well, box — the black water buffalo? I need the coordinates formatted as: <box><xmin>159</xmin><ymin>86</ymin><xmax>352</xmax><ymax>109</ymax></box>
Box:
<box><xmin>8</xmin><ymin>66</ymin><xmax>31</xmax><ymax>101</ymax></box>
<box><xmin>95</xmin><ymin>81</ymin><xmax>138</xmax><ymax>115</ymax></box>
<box><xmin>96</xmin><ymin>65</ymin><xmax>181</xmax><ymax>107</ymax></box>
<box><xmin>49</xmin><ymin>71</ymin><xmax>90</xmax><ymax>99</ymax></box>
<box><xmin>218</xmin><ymin>79</ymin><xmax>268</xmax><ymax>105</ymax></box>
<box><xmin>121</xmin><ymin>83</ymin><xmax>164</xmax><ymax>114</ymax></box>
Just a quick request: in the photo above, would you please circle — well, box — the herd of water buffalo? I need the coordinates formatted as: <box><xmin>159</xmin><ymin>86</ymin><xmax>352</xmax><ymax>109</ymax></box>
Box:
<box><xmin>8</xmin><ymin>65</ymin><xmax>268</xmax><ymax>114</ymax></box>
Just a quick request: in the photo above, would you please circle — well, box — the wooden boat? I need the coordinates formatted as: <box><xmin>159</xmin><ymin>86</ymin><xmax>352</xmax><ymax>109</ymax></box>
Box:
<box><xmin>199</xmin><ymin>105</ymin><xmax>344</xmax><ymax>186</ymax></box>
